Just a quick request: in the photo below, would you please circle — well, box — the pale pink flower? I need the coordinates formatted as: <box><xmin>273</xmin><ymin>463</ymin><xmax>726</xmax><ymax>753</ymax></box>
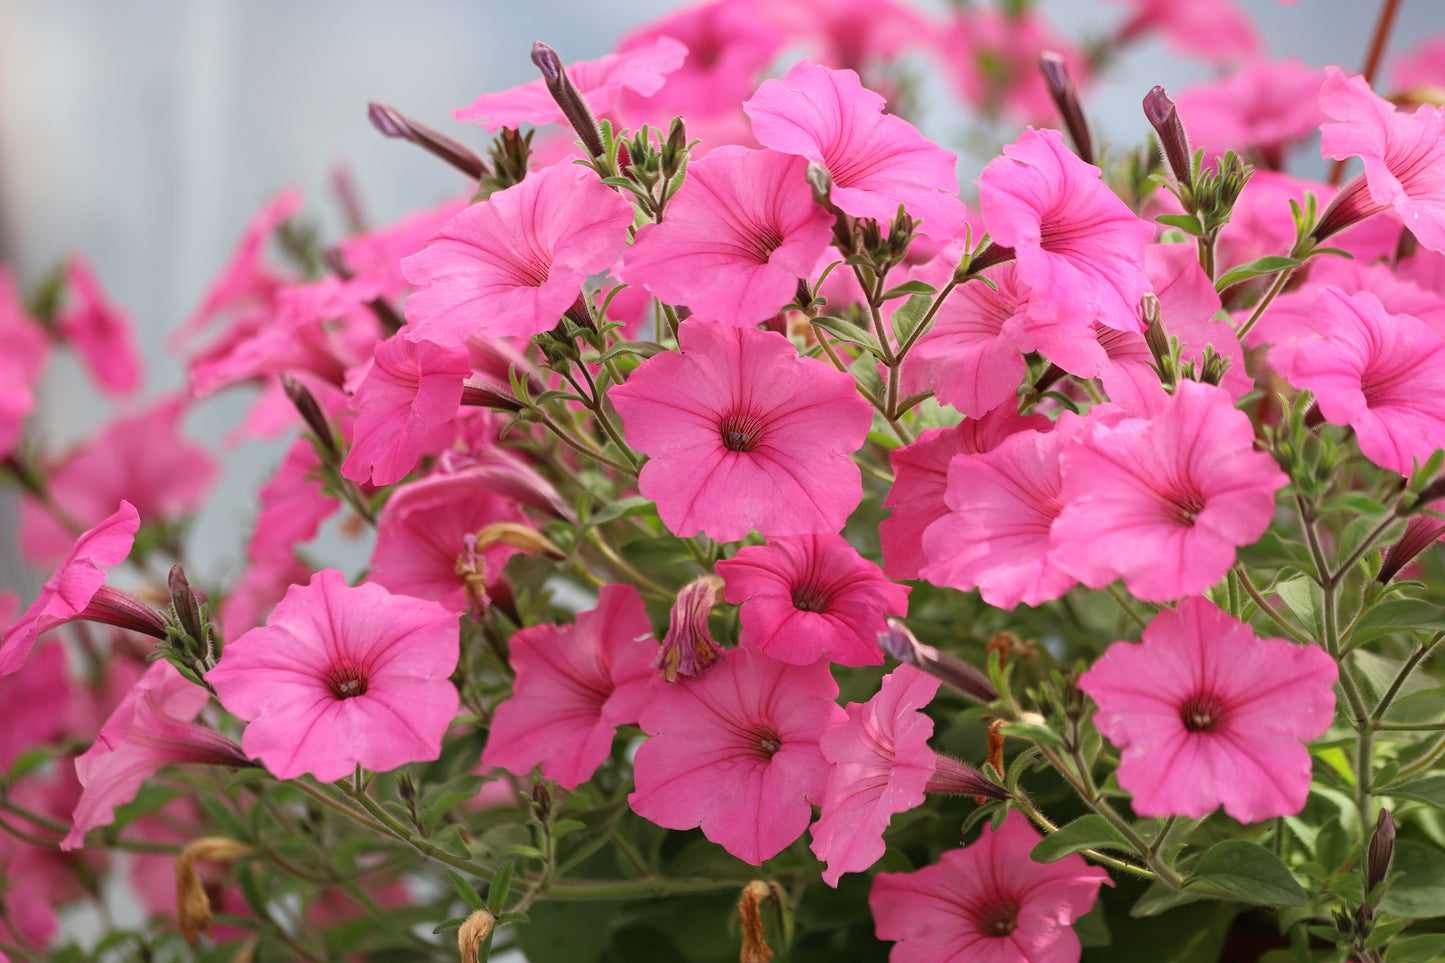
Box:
<box><xmin>453</xmin><ymin>37</ymin><xmax>686</xmax><ymax>131</ymax></box>
<box><xmin>0</xmin><ymin>270</ymin><xmax>48</xmax><ymax>460</ymax></box>
<box><xmin>718</xmin><ymin>533</ymin><xmax>908</xmax><ymax>666</ymax></box>
<box><xmin>0</xmin><ymin>627</ymin><xmax>70</xmax><ymax>771</ymax></box>
<box><xmin>762</xmin><ymin>0</ymin><xmax>931</xmax><ymax>73</ymax></box>
<box><xmin>871</xmin><ymin>810</ymin><xmax>1110</xmax><ymax>963</ymax></box>
<box><xmin>1392</xmin><ymin>35</ymin><xmax>1445</xmax><ymax>93</ymax></box>
<box><xmin>1053</xmin><ymin>381</ymin><xmax>1287</xmax><ymax>603</ymax></box>
<box><xmin>610</xmin><ymin>319</ymin><xmax>873</xmax><ymax>542</ymax></box>
<box><xmin>630</xmin><ymin>646</ymin><xmax>844</xmax><ymax>865</ymax></box>
<box><xmin>63</xmin><ymin>661</ymin><xmax>249</xmax><ymax>850</ymax></box>
<box><xmin>621</xmin><ymin>146</ymin><xmax>833</xmax><ymax>325</ymax></box>
<box><xmin>1173</xmin><ymin>60</ymin><xmax>1325</xmax><ymax>166</ymax></box>
<box><xmin>1284</xmin><ymin>287</ymin><xmax>1445</xmax><ymax>476</ymax></box>
<box><xmin>341</xmin><ymin>334</ymin><xmax>472</xmax><ymax>485</ymax></box>
<box><xmin>245</xmin><ymin>436</ymin><xmax>339</xmax><ymax>569</ymax></box>
<box><xmin>20</xmin><ymin>396</ymin><xmax>218</xmax><ymax>567</ymax></box>
<box><xmin>402</xmin><ymin>162</ymin><xmax>635</xmax><ymax>344</ymax></box>
<box><xmin>1316</xmin><ymin>67</ymin><xmax>1445</xmax><ymax>252</ymax></box>
<box><xmin>334</xmin><ymin>196</ymin><xmax>468</xmax><ymax>303</ymax></box>
<box><xmin>57</xmin><ymin>256</ymin><xmax>142</xmax><ymax>397</ymax></box>
<box><xmin>1079</xmin><ymin>596</ymin><xmax>1337</xmax><ymax>821</ymax></box>
<box><xmin>744</xmin><ymin>62</ymin><xmax>966</xmax><ymax>238</ymax></box>
<box><xmin>1111</xmin><ymin>0</ymin><xmax>1260</xmax><ymax>65</ymax></box>
<box><xmin>1</xmin><ymin>502</ymin><xmax>139</xmax><ymax>677</ymax></box>
<box><xmin>935</xmin><ymin>6</ymin><xmax>1089</xmax><ymax>122</ymax></box>
<box><xmin>482</xmin><ymin>584</ymin><xmax>658</xmax><ymax>789</ymax></box>
<box><xmin>979</xmin><ymin>127</ymin><xmax>1154</xmax><ymax>334</ymax></box>
<box><xmin>206</xmin><ymin>569</ymin><xmax>460</xmax><ymax>782</ymax></box>
<box><xmin>218</xmin><ymin>552</ymin><xmax>313</xmax><ymax>642</ymax></box>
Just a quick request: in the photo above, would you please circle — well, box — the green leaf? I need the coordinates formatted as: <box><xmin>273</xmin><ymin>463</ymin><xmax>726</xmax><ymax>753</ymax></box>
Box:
<box><xmin>551</xmin><ymin>819</ymin><xmax>588</xmax><ymax>838</ymax></box>
<box><xmin>588</xmin><ymin>495</ymin><xmax>655</xmax><ymax>526</ymax></box>
<box><xmin>1031</xmin><ymin>814</ymin><xmax>1136</xmax><ymax>863</ymax></box>
<box><xmin>1319</xmin><ymin>491</ymin><xmax>1388</xmax><ymax>516</ymax></box>
<box><xmin>434</xmin><ymin>823</ymin><xmax>474</xmax><ymax>860</ymax></box>
<box><xmin>1130</xmin><ymin>880</ymin><xmax>1206</xmax><ymax>918</ymax></box>
<box><xmin>889</xmin><ymin>292</ymin><xmax>933</xmax><ymax>344</ymax></box>
<box><xmin>594</xmin><ymin>341</ymin><xmax>666</xmax><ymax>364</ymax></box>
<box><xmin>487</xmin><ymin>860</ymin><xmax>515</xmax><ymax>914</ymax></box>
<box><xmin>810</xmin><ymin>315</ymin><xmax>884</xmax><ymax>358</ymax></box>
<box><xmin>1190</xmin><ymin>840</ymin><xmax>1307</xmax><ymax>906</ymax></box>
<box><xmin>1353</xmin><ymin>599</ymin><xmax>1445</xmax><ymax>645</ymax></box>
<box><xmin>1216</xmin><ymin>255</ymin><xmax>1302</xmax><ymax>290</ymax></box>
<box><xmin>447</xmin><ymin>871</ymin><xmax>484</xmax><ymax>911</ymax></box>
<box><xmin>518</xmin><ymin>899</ymin><xmax>618</xmax><ymax>963</ymax></box>
<box><xmin>1388</xmin><ymin>933</ymin><xmax>1445</xmax><ymax>962</ymax></box>
<box><xmin>998</xmin><ymin>721</ymin><xmax>1066</xmax><ymax>748</ymax></box>
<box><xmin>1274</xmin><ymin>575</ymin><xmax>1321</xmax><ymax>639</ymax></box>
<box><xmin>1382</xmin><ymin>840</ymin><xmax>1445</xmax><ymax>918</ymax></box>
<box><xmin>1155</xmin><ymin>214</ymin><xmax>1205</xmax><ymax>236</ymax></box>
<box><xmin>879</xmin><ymin>279</ymin><xmax>936</xmax><ymax>300</ymax></box>
<box><xmin>501</xmin><ymin>844</ymin><xmax>548</xmax><ymax>860</ymax></box>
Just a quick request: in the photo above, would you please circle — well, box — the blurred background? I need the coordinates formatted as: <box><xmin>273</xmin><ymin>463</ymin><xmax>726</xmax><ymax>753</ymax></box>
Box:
<box><xmin>0</xmin><ymin>0</ymin><xmax>1440</xmax><ymax>594</ymax></box>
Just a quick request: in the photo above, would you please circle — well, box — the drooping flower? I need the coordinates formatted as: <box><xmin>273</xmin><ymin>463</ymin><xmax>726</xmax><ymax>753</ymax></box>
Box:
<box><xmin>401</xmin><ymin>162</ymin><xmax>635</xmax><ymax>344</ymax></box>
<box><xmin>979</xmin><ymin>127</ymin><xmax>1154</xmax><ymax>335</ymax></box>
<box><xmin>744</xmin><ymin>62</ymin><xmax>966</xmax><ymax>238</ymax></box>
<box><xmin>610</xmin><ymin>319</ymin><xmax>873</xmax><ymax>542</ymax></box>
<box><xmin>1</xmin><ymin>502</ymin><xmax>139</xmax><ymax>677</ymax></box>
<box><xmin>718</xmin><ymin>533</ymin><xmax>909</xmax><ymax>666</ymax></box>
<box><xmin>1283</xmin><ymin>287</ymin><xmax>1445</xmax><ymax>476</ymax></box>
<box><xmin>482</xmin><ymin>584</ymin><xmax>658</xmax><ymax>789</ymax></box>
<box><xmin>1078</xmin><ymin>596</ymin><xmax>1337</xmax><ymax>822</ymax></box>
<box><xmin>1052</xmin><ymin>380</ymin><xmax>1287</xmax><ymax>603</ymax></box>
<box><xmin>870</xmin><ymin>810</ymin><xmax>1110</xmax><ymax>963</ymax></box>
<box><xmin>656</xmin><ymin>575</ymin><xmax>727</xmax><ymax>682</ymax></box>
<box><xmin>620</xmin><ymin>146</ymin><xmax>833</xmax><ymax>325</ymax></box>
<box><xmin>630</xmin><ymin>646</ymin><xmax>844</xmax><ymax>865</ymax></box>
<box><xmin>1315</xmin><ymin>67</ymin><xmax>1445</xmax><ymax>252</ymax></box>
<box><xmin>206</xmin><ymin>569</ymin><xmax>460</xmax><ymax>782</ymax></box>
<box><xmin>56</xmin><ymin>256</ymin><xmax>143</xmax><ymax>397</ymax></box>
<box><xmin>63</xmin><ymin>661</ymin><xmax>249</xmax><ymax>850</ymax></box>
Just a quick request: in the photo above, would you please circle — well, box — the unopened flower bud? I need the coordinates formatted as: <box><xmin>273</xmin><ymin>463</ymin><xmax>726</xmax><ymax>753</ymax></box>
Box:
<box><xmin>1367</xmin><ymin>807</ymin><xmax>1395</xmax><ymax>894</ymax></box>
<box><xmin>80</xmin><ymin>584</ymin><xmax>168</xmax><ymax>640</ymax></box>
<box><xmin>1040</xmin><ymin>52</ymin><xmax>1092</xmax><ymax>161</ymax></box>
<box><xmin>458</xmin><ymin>909</ymin><xmax>496</xmax><ymax>963</ymax></box>
<box><xmin>805</xmin><ymin>162</ymin><xmax>834</xmax><ymax>206</ymax></box>
<box><xmin>657</xmin><ymin>575</ymin><xmax>727</xmax><ymax>683</ymax></box>
<box><xmin>1143</xmin><ymin>86</ymin><xmax>1193</xmax><ymax>190</ymax></box>
<box><xmin>662</xmin><ymin>117</ymin><xmax>688</xmax><ymax>180</ymax></box>
<box><xmin>531</xmin><ymin>42</ymin><xmax>606</xmax><ymax>159</ymax></box>
<box><xmin>879</xmin><ymin>619</ymin><xmax>997</xmax><ymax>704</ymax></box>
<box><xmin>176</xmin><ymin>837</ymin><xmax>253</xmax><ymax>944</ymax></box>
<box><xmin>460</xmin><ymin>378</ymin><xmax>526</xmax><ymax>413</ymax></box>
<box><xmin>1311</xmin><ymin>174</ymin><xmax>1387</xmax><ymax>246</ymax></box>
<box><xmin>925</xmin><ymin>753</ymin><xmax>1011</xmax><ymax>801</ymax></box>
<box><xmin>281</xmin><ymin>375</ymin><xmax>338</xmax><ymax>458</ymax></box>
<box><xmin>368</xmin><ymin>102</ymin><xmax>489</xmax><ymax>181</ymax></box>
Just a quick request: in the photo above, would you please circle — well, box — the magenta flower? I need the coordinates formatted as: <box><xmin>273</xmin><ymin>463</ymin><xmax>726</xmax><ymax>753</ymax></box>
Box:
<box><xmin>1173</xmin><ymin>60</ymin><xmax>1325</xmax><ymax>166</ymax></box>
<box><xmin>452</xmin><ymin>37</ymin><xmax>686</xmax><ymax>131</ymax></box>
<box><xmin>718</xmin><ymin>533</ymin><xmax>908</xmax><ymax>666</ymax></box>
<box><xmin>621</xmin><ymin>146</ymin><xmax>833</xmax><ymax>325</ymax></box>
<box><xmin>1</xmin><ymin>502</ymin><xmax>139</xmax><ymax>677</ymax></box>
<box><xmin>1317</xmin><ymin>67</ymin><xmax>1445</xmax><ymax>252</ymax></box>
<box><xmin>64</xmin><ymin>661</ymin><xmax>249</xmax><ymax>850</ymax></box>
<box><xmin>630</xmin><ymin>646</ymin><xmax>844</xmax><ymax>865</ymax></box>
<box><xmin>341</xmin><ymin>334</ymin><xmax>472</xmax><ymax>486</ymax></box>
<box><xmin>1111</xmin><ymin>0</ymin><xmax>1260</xmax><ymax>65</ymax></box>
<box><xmin>246</xmin><ymin>436</ymin><xmax>339</xmax><ymax>570</ymax></box>
<box><xmin>1284</xmin><ymin>287</ymin><xmax>1445</xmax><ymax>476</ymax></box>
<box><xmin>482</xmin><ymin>584</ymin><xmax>658</xmax><ymax>789</ymax></box>
<box><xmin>934</xmin><ymin>6</ymin><xmax>1088</xmax><ymax>122</ymax></box>
<box><xmin>206</xmin><ymin>569</ymin><xmax>460</xmax><ymax>783</ymax></box>
<box><xmin>810</xmin><ymin>666</ymin><xmax>939</xmax><ymax>886</ymax></box>
<box><xmin>1053</xmin><ymin>381</ymin><xmax>1287</xmax><ymax>603</ymax></box>
<box><xmin>744</xmin><ymin>62</ymin><xmax>965</xmax><ymax>238</ymax></box>
<box><xmin>871</xmin><ymin>810</ymin><xmax>1110</xmax><ymax>963</ymax></box>
<box><xmin>1078</xmin><ymin>597</ymin><xmax>1337</xmax><ymax>821</ymax></box>
<box><xmin>402</xmin><ymin>162</ymin><xmax>635</xmax><ymax>344</ymax></box>
<box><xmin>56</xmin><ymin>256</ymin><xmax>143</xmax><ymax>397</ymax></box>
<box><xmin>979</xmin><ymin>127</ymin><xmax>1154</xmax><ymax>334</ymax></box>
<box><xmin>0</xmin><ymin>270</ymin><xmax>48</xmax><ymax>461</ymax></box>
<box><xmin>610</xmin><ymin>319</ymin><xmax>873</xmax><ymax>542</ymax></box>
<box><xmin>0</xmin><ymin>633</ymin><xmax>71</xmax><ymax>772</ymax></box>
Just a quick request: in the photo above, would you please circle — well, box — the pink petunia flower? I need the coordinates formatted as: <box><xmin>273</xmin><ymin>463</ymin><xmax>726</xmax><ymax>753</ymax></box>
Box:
<box><xmin>1316</xmin><ymin>67</ymin><xmax>1445</xmax><ymax>252</ymax></box>
<box><xmin>934</xmin><ymin>5</ymin><xmax>1089</xmax><ymax>123</ymax></box>
<box><xmin>245</xmin><ymin>435</ymin><xmax>339</xmax><ymax>570</ymax></box>
<box><xmin>744</xmin><ymin>62</ymin><xmax>966</xmax><ymax>238</ymax></box>
<box><xmin>871</xmin><ymin>810</ymin><xmax>1110</xmax><ymax>963</ymax></box>
<box><xmin>1173</xmin><ymin>60</ymin><xmax>1325</xmax><ymax>166</ymax></box>
<box><xmin>401</xmin><ymin>162</ymin><xmax>635</xmax><ymax>344</ymax></box>
<box><xmin>334</xmin><ymin>196</ymin><xmax>468</xmax><ymax>303</ymax></box>
<box><xmin>620</xmin><ymin>146</ymin><xmax>834</xmax><ymax>325</ymax></box>
<box><xmin>630</xmin><ymin>646</ymin><xmax>844</xmax><ymax>865</ymax></box>
<box><xmin>63</xmin><ymin>661</ymin><xmax>249</xmax><ymax>850</ymax></box>
<box><xmin>0</xmin><ymin>269</ymin><xmax>49</xmax><ymax>461</ymax></box>
<box><xmin>718</xmin><ymin>533</ymin><xmax>908</xmax><ymax>666</ymax></box>
<box><xmin>1</xmin><ymin>502</ymin><xmax>139</xmax><ymax>677</ymax></box>
<box><xmin>979</xmin><ymin>127</ymin><xmax>1154</xmax><ymax>334</ymax></box>
<box><xmin>482</xmin><ymin>584</ymin><xmax>658</xmax><ymax>789</ymax></box>
<box><xmin>610</xmin><ymin>319</ymin><xmax>873</xmax><ymax>542</ymax></box>
<box><xmin>1078</xmin><ymin>596</ymin><xmax>1337</xmax><ymax>821</ymax></box>
<box><xmin>452</xmin><ymin>37</ymin><xmax>686</xmax><ymax>131</ymax></box>
<box><xmin>206</xmin><ymin>569</ymin><xmax>460</xmax><ymax>782</ymax></box>
<box><xmin>1283</xmin><ymin>287</ymin><xmax>1445</xmax><ymax>476</ymax></box>
<box><xmin>1110</xmin><ymin>0</ymin><xmax>1260</xmax><ymax>65</ymax></box>
<box><xmin>1052</xmin><ymin>380</ymin><xmax>1287</xmax><ymax>603</ymax></box>
<box><xmin>56</xmin><ymin>256</ymin><xmax>143</xmax><ymax>397</ymax></box>
<box><xmin>0</xmin><ymin>630</ymin><xmax>71</xmax><ymax>772</ymax></box>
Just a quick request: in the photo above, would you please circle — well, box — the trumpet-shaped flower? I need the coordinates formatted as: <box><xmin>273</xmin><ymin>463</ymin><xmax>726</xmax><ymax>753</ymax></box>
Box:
<box><xmin>483</xmin><ymin>584</ymin><xmax>658</xmax><ymax>789</ymax></box>
<box><xmin>630</xmin><ymin>646</ymin><xmax>843</xmax><ymax>865</ymax></box>
<box><xmin>402</xmin><ymin>162</ymin><xmax>635</xmax><ymax>344</ymax></box>
<box><xmin>870</xmin><ymin>810</ymin><xmax>1110</xmax><ymax>963</ymax></box>
<box><xmin>610</xmin><ymin>319</ymin><xmax>872</xmax><ymax>542</ymax></box>
<box><xmin>206</xmin><ymin>569</ymin><xmax>460</xmax><ymax>782</ymax></box>
<box><xmin>744</xmin><ymin>62</ymin><xmax>965</xmax><ymax>238</ymax></box>
<box><xmin>718</xmin><ymin>533</ymin><xmax>909</xmax><ymax>666</ymax></box>
<box><xmin>1052</xmin><ymin>381</ymin><xmax>1287</xmax><ymax>602</ymax></box>
<box><xmin>621</xmin><ymin>146</ymin><xmax>833</xmax><ymax>325</ymax></box>
<box><xmin>1078</xmin><ymin>597</ymin><xmax>1337</xmax><ymax>821</ymax></box>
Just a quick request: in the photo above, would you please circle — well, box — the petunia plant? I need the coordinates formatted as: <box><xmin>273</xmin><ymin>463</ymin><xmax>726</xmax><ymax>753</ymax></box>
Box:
<box><xmin>5</xmin><ymin>1</ymin><xmax>1445</xmax><ymax>961</ymax></box>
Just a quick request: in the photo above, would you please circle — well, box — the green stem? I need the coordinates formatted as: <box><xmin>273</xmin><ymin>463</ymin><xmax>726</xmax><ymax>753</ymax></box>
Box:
<box><xmin>1371</xmin><ymin>632</ymin><xmax>1445</xmax><ymax>724</ymax></box>
<box><xmin>895</xmin><ymin>279</ymin><xmax>959</xmax><ymax>358</ymax></box>
<box><xmin>1013</xmin><ymin>795</ymin><xmax>1156</xmax><ymax>880</ymax></box>
<box><xmin>1232</xmin><ymin>564</ymin><xmax>1311</xmax><ymax>644</ymax></box>
<box><xmin>1235</xmin><ymin>266</ymin><xmax>1298</xmax><ymax>341</ymax></box>
<box><xmin>1106</xmin><ymin>583</ymin><xmax>1150</xmax><ymax>631</ymax></box>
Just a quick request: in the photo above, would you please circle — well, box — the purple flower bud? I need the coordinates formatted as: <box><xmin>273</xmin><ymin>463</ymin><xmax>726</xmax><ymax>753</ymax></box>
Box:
<box><xmin>1367</xmin><ymin>807</ymin><xmax>1395</xmax><ymax>895</ymax></box>
<box><xmin>79</xmin><ymin>584</ymin><xmax>168</xmax><ymax>641</ymax></box>
<box><xmin>880</xmin><ymin>619</ymin><xmax>997</xmax><ymax>704</ymax></box>
<box><xmin>367</xmin><ymin>102</ymin><xmax>489</xmax><ymax>181</ymax></box>
<box><xmin>530</xmin><ymin>42</ymin><xmax>606</xmax><ymax>159</ymax></box>
<box><xmin>1143</xmin><ymin>86</ymin><xmax>1193</xmax><ymax>190</ymax></box>
<box><xmin>1040</xmin><ymin>52</ymin><xmax>1093</xmax><ymax>162</ymax></box>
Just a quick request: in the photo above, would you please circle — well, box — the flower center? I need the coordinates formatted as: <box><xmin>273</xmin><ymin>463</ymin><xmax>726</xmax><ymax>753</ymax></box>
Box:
<box><xmin>1179</xmin><ymin>692</ymin><xmax>1226</xmax><ymax>733</ymax></box>
<box><xmin>975</xmin><ymin>898</ymin><xmax>1020</xmax><ymax>937</ymax></box>
<box><xmin>1163</xmin><ymin>485</ymin><xmax>1207</xmax><ymax>527</ymax></box>
<box><xmin>752</xmin><ymin>726</ymin><xmax>783</xmax><ymax>759</ymax></box>
<box><xmin>325</xmin><ymin>660</ymin><xmax>371</xmax><ymax>700</ymax></box>
<box><xmin>719</xmin><ymin>410</ymin><xmax>767</xmax><ymax>453</ymax></box>
<box><xmin>790</xmin><ymin>582</ymin><xmax>831</xmax><ymax>613</ymax></box>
